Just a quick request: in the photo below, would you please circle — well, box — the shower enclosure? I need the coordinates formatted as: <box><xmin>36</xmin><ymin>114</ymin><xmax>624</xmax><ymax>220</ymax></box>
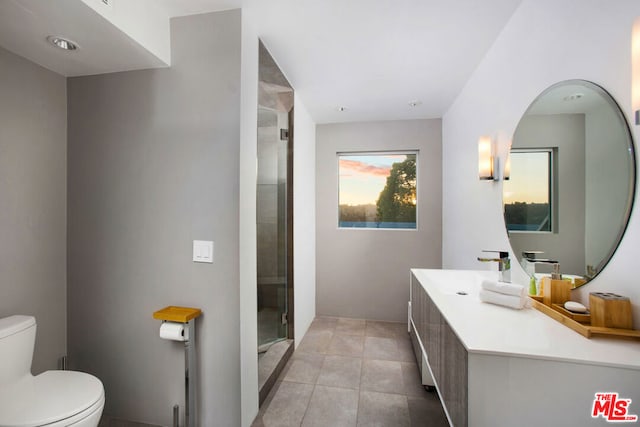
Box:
<box><xmin>257</xmin><ymin>41</ymin><xmax>293</xmax><ymax>354</ymax></box>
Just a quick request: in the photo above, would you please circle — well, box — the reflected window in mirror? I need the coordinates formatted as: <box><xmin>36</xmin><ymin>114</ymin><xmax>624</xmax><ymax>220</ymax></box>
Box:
<box><xmin>504</xmin><ymin>149</ymin><xmax>556</xmax><ymax>233</ymax></box>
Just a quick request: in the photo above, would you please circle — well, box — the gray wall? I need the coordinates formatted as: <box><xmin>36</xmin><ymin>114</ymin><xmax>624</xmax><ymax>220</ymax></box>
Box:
<box><xmin>585</xmin><ymin>104</ymin><xmax>631</xmax><ymax>272</ymax></box>
<box><xmin>316</xmin><ymin>119</ymin><xmax>442</xmax><ymax>322</ymax></box>
<box><xmin>0</xmin><ymin>47</ymin><xmax>67</xmax><ymax>374</ymax></box>
<box><xmin>67</xmin><ymin>11</ymin><xmax>241</xmax><ymax>426</ymax></box>
<box><xmin>509</xmin><ymin>114</ymin><xmax>586</xmax><ymax>274</ymax></box>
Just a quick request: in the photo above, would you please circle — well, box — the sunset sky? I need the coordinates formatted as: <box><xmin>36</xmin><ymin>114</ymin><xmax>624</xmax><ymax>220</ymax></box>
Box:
<box><xmin>339</xmin><ymin>154</ymin><xmax>408</xmax><ymax>205</ymax></box>
<box><xmin>503</xmin><ymin>152</ymin><xmax>549</xmax><ymax>204</ymax></box>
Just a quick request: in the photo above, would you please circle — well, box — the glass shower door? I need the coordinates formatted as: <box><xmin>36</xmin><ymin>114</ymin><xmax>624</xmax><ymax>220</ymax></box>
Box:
<box><xmin>257</xmin><ymin>107</ymin><xmax>289</xmax><ymax>352</ymax></box>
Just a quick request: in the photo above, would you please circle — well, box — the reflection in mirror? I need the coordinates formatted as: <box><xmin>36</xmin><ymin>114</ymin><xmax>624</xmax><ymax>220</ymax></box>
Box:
<box><xmin>504</xmin><ymin>149</ymin><xmax>554</xmax><ymax>232</ymax></box>
<box><xmin>504</xmin><ymin>80</ymin><xmax>636</xmax><ymax>287</ymax></box>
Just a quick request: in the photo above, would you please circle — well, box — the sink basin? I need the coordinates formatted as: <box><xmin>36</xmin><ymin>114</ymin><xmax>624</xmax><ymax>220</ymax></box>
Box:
<box><xmin>417</xmin><ymin>269</ymin><xmax>497</xmax><ymax>296</ymax></box>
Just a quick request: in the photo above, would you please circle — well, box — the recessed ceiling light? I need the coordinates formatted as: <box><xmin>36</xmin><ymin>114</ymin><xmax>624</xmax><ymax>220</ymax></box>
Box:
<box><xmin>337</xmin><ymin>106</ymin><xmax>348</xmax><ymax>112</ymax></box>
<box><xmin>47</xmin><ymin>36</ymin><xmax>79</xmax><ymax>51</ymax></box>
<box><xmin>409</xmin><ymin>100</ymin><xmax>422</xmax><ymax>107</ymax></box>
<box><xmin>563</xmin><ymin>93</ymin><xmax>584</xmax><ymax>102</ymax></box>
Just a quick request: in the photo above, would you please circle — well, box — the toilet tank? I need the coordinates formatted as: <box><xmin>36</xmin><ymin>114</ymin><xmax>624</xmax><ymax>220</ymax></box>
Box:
<box><xmin>0</xmin><ymin>315</ymin><xmax>36</xmax><ymax>384</ymax></box>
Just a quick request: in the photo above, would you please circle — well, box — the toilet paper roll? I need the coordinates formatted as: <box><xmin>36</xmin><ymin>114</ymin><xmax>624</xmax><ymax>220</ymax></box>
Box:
<box><xmin>160</xmin><ymin>322</ymin><xmax>188</xmax><ymax>341</ymax></box>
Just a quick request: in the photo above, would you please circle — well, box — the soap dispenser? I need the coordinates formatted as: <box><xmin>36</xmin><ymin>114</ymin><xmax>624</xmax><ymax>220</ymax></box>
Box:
<box><xmin>521</xmin><ymin>251</ymin><xmax>543</xmax><ymax>296</ymax></box>
<box><xmin>541</xmin><ymin>264</ymin><xmax>572</xmax><ymax>307</ymax></box>
<box><xmin>528</xmin><ymin>276</ymin><xmax>537</xmax><ymax>296</ymax></box>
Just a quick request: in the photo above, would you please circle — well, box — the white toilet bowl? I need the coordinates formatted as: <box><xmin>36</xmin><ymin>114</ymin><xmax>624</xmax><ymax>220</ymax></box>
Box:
<box><xmin>0</xmin><ymin>316</ymin><xmax>105</xmax><ymax>427</ymax></box>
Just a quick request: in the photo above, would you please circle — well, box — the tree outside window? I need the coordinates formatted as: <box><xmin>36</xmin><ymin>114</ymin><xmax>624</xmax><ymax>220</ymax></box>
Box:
<box><xmin>338</xmin><ymin>152</ymin><xmax>417</xmax><ymax>229</ymax></box>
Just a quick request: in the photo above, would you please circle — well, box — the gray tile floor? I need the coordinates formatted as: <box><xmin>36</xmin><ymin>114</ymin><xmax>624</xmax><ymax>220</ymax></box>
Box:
<box><xmin>252</xmin><ymin>317</ymin><xmax>449</xmax><ymax>427</ymax></box>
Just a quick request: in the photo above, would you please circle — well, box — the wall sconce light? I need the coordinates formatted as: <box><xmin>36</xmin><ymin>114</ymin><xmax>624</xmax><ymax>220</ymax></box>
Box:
<box><xmin>478</xmin><ymin>136</ymin><xmax>497</xmax><ymax>180</ymax></box>
<box><xmin>632</xmin><ymin>17</ymin><xmax>640</xmax><ymax>124</ymax></box>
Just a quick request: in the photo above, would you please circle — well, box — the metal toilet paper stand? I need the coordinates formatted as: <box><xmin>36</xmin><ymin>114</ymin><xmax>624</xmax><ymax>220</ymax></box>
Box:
<box><xmin>154</xmin><ymin>306</ymin><xmax>202</xmax><ymax>427</ymax></box>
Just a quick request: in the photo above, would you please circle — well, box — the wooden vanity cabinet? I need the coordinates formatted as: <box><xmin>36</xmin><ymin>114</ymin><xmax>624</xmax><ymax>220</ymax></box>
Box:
<box><xmin>410</xmin><ymin>273</ymin><xmax>468</xmax><ymax>426</ymax></box>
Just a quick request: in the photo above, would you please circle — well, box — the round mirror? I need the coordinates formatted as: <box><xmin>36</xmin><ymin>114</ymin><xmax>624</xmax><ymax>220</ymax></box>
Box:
<box><xmin>503</xmin><ymin>80</ymin><xmax>636</xmax><ymax>287</ymax></box>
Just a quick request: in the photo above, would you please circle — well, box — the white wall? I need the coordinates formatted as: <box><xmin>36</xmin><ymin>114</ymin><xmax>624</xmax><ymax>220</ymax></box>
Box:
<box><xmin>293</xmin><ymin>92</ymin><xmax>317</xmax><ymax>346</ymax></box>
<box><xmin>239</xmin><ymin>9</ymin><xmax>318</xmax><ymax>425</ymax></box>
<box><xmin>443</xmin><ymin>0</ymin><xmax>640</xmax><ymax>328</ymax></box>
<box><xmin>239</xmin><ymin>7</ymin><xmax>260</xmax><ymax>427</ymax></box>
<box><xmin>316</xmin><ymin>119</ymin><xmax>442</xmax><ymax>322</ymax></box>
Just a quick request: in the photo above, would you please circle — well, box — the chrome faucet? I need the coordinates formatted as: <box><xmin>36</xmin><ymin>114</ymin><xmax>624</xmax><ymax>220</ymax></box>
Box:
<box><xmin>477</xmin><ymin>250</ymin><xmax>511</xmax><ymax>283</ymax></box>
<box><xmin>521</xmin><ymin>251</ymin><xmax>558</xmax><ymax>275</ymax></box>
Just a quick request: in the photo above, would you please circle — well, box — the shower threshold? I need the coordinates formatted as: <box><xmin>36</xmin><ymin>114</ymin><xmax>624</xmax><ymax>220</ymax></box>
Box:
<box><xmin>258</xmin><ymin>339</ymin><xmax>294</xmax><ymax>406</ymax></box>
<box><xmin>258</xmin><ymin>337</ymin><xmax>287</xmax><ymax>354</ymax></box>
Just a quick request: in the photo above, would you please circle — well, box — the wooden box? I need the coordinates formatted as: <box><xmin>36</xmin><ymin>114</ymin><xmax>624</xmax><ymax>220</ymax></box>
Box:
<box><xmin>589</xmin><ymin>292</ymin><xmax>633</xmax><ymax>329</ymax></box>
<box><xmin>541</xmin><ymin>277</ymin><xmax>572</xmax><ymax>307</ymax></box>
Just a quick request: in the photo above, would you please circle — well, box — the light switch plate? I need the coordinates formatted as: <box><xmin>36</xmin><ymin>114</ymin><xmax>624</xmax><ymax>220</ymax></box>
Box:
<box><xmin>193</xmin><ymin>240</ymin><xmax>214</xmax><ymax>263</ymax></box>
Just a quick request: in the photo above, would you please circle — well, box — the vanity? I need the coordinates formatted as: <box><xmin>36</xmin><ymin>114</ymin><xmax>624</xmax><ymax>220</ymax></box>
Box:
<box><xmin>409</xmin><ymin>269</ymin><xmax>640</xmax><ymax>427</ymax></box>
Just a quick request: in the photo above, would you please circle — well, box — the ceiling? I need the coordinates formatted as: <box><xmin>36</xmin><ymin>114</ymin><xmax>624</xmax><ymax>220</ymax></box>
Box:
<box><xmin>246</xmin><ymin>0</ymin><xmax>524</xmax><ymax>123</ymax></box>
<box><xmin>0</xmin><ymin>0</ymin><xmax>524</xmax><ymax>123</ymax></box>
<box><xmin>156</xmin><ymin>0</ymin><xmax>241</xmax><ymax>17</ymax></box>
<box><xmin>0</xmin><ymin>0</ymin><xmax>170</xmax><ymax>76</ymax></box>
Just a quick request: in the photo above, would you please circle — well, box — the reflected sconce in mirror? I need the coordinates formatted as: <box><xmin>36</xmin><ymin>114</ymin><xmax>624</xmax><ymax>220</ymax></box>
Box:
<box><xmin>633</xmin><ymin>17</ymin><xmax>640</xmax><ymax>124</ymax></box>
<box><xmin>478</xmin><ymin>136</ymin><xmax>496</xmax><ymax>180</ymax></box>
<box><xmin>503</xmin><ymin>144</ymin><xmax>511</xmax><ymax>180</ymax></box>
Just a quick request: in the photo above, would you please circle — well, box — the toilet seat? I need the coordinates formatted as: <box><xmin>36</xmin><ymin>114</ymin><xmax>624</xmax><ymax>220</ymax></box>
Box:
<box><xmin>0</xmin><ymin>370</ymin><xmax>104</xmax><ymax>427</ymax></box>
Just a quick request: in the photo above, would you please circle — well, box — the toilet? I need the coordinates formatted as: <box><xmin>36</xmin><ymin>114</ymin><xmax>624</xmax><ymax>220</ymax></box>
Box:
<box><xmin>0</xmin><ymin>315</ymin><xmax>105</xmax><ymax>427</ymax></box>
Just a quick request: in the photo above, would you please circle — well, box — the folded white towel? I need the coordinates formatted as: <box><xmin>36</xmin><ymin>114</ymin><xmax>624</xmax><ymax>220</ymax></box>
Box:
<box><xmin>479</xmin><ymin>289</ymin><xmax>527</xmax><ymax>310</ymax></box>
<box><xmin>481</xmin><ymin>279</ymin><xmax>525</xmax><ymax>298</ymax></box>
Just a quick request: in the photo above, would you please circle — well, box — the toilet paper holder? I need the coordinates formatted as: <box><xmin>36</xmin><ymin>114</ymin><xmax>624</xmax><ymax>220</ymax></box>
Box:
<box><xmin>154</xmin><ymin>306</ymin><xmax>202</xmax><ymax>427</ymax></box>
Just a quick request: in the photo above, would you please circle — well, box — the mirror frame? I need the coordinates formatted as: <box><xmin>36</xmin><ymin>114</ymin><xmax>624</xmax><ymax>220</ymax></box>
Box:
<box><xmin>504</xmin><ymin>79</ymin><xmax>637</xmax><ymax>286</ymax></box>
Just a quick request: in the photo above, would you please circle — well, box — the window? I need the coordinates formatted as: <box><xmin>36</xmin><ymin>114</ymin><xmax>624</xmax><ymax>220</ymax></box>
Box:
<box><xmin>338</xmin><ymin>152</ymin><xmax>417</xmax><ymax>229</ymax></box>
<box><xmin>503</xmin><ymin>149</ymin><xmax>555</xmax><ymax>232</ymax></box>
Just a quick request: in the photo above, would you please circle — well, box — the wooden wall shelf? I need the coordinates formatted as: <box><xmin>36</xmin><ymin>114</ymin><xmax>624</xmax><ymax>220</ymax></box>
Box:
<box><xmin>153</xmin><ymin>306</ymin><xmax>202</xmax><ymax>323</ymax></box>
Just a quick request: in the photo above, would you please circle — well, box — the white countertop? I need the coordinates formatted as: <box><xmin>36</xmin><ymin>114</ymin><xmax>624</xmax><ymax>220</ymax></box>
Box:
<box><xmin>411</xmin><ymin>268</ymin><xmax>640</xmax><ymax>370</ymax></box>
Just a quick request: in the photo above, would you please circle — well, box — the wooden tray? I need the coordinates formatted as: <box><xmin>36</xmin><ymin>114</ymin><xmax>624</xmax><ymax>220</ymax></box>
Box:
<box><xmin>530</xmin><ymin>299</ymin><xmax>640</xmax><ymax>340</ymax></box>
<box><xmin>551</xmin><ymin>304</ymin><xmax>591</xmax><ymax>324</ymax></box>
<box><xmin>529</xmin><ymin>295</ymin><xmax>544</xmax><ymax>303</ymax></box>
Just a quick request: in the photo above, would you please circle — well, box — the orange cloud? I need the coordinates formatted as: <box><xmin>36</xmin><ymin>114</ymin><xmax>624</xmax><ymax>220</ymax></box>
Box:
<box><xmin>339</xmin><ymin>159</ymin><xmax>390</xmax><ymax>177</ymax></box>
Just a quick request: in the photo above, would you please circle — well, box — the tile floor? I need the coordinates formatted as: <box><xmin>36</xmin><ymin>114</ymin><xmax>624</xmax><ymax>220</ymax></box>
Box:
<box><xmin>252</xmin><ymin>317</ymin><xmax>449</xmax><ymax>427</ymax></box>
